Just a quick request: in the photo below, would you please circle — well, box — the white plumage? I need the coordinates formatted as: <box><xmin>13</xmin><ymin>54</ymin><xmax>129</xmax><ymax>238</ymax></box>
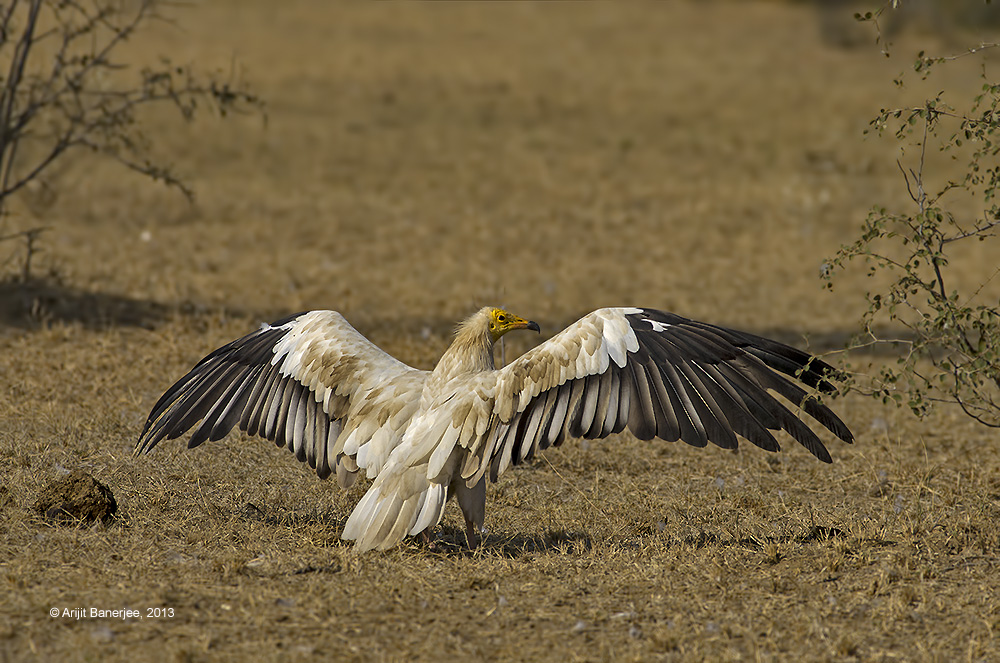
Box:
<box><xmin>137</xmin><ymin>306</ymin><xmax>853</xmax><ymax>551</ymax></box>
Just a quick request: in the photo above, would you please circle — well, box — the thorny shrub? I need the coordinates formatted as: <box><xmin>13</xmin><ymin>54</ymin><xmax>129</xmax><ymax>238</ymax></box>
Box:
<box><xmin>824</xmin><ymin>3</ymin><xmax>1000</xmax><ymax>427</ymax></box>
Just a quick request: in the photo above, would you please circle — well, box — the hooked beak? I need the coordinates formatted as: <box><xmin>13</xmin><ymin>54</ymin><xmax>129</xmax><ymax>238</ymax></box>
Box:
<box><xmin>519</xmin><ymin>320</ymin><xmax>541</xmax><ymax>333</ymax></box>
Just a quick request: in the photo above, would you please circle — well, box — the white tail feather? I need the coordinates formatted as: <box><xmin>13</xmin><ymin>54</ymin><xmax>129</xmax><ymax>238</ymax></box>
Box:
<box><xmin>343</xmin><ymin>468</ymin><xmax>449</xmax><ymax>551</ymax></box>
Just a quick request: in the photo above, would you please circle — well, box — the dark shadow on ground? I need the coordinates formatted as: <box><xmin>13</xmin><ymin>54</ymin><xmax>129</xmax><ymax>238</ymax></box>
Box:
<box><xmin>422</xmin><ymin>525</ymin><xmax>594</xmax><ymax>558</ymax></box>
<box><xmin>0</xmin><ymin>278</ymin><xmax>173</xmax><ymax>330</ymax></box>
<box><xmin>237</xmin><ymin>501</ymin><xmax>595</xmax><ymax>559</ymax></box>
<box><xmin>0</xmin><ymin>279</ymin><xmax>273</xmax><ymax>331</ymax></box>
<box><xmin>0</xmin><ymin>281</ymin><xmax>917</xmax><ymax>361</ymax></box>
<box><xmin>661</xmin><ymin>524</ymin><xmax>896</xmax><ymax>552</ymax></box>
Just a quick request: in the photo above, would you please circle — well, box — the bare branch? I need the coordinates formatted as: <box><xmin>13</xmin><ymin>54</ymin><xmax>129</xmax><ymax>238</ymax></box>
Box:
<box><xmin>78</xmin><ymin>136</ymin><xmax>194</xmax><ymax>200</ymax></box>
<box><xmin>0</xmin><ymin>0</ymin><xmax>42</xmax><ymax>209</ymax></box>
<box><xmin>0</xmin><ymin>130</ymin><xmax>77</xmax><ymax>199</ymax></box>
<box><xmin>0</xmin><ymin>225</ymin><xmax>47</xmax><ymax>281</ymax></box>
<box><xmin>915</xmin><ymin>108</ymin><xmax>929</xmax><ymax>214</ymax></box>
<box><xmin>930</xmin><ymin>42</ymin><xmax>1000</xmax><ymax>63</ymax></box>
<box><xmin>941</xmin><ymin>219</ymin><xmax>1000</xmax><ymax>245</ymax></box>
<box><xmin>897</xmin><ymin>160</ymin><xmax>917</xmax><ymax>203</ymax></box>
<box><xmin>0</xmin><ymin>1</ymin><xmax>22</xmax><ymax>48</ymax></box>
<box><xmin>0</xmin><ymin>0</ymin><xmax>263</xmax><ymax>279</ymax></box>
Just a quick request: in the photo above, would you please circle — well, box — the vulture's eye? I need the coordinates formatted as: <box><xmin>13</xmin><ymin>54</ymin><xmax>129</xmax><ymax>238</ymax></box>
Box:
<box><xmin>498</xmin><ymin>314</ymin><xmax>506</xmax><ymax>322</ymax></box>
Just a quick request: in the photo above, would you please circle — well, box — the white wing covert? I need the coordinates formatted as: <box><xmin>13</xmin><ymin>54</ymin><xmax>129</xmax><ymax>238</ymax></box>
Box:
<box><xmin>458</xmin><ymin>307</ymin><xmax>853</xmax><ymax>486</ymax></box>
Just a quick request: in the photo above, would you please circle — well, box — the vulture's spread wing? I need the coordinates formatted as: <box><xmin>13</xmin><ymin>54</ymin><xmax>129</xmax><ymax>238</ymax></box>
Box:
<box><xmin>457</xmin><ymin>307</ymin><xmax>853</xmax><ymax>485</ymax></box>
<box><xmin>136</xmin><ymin>311</ymin><xmax>428</xmax><ymax>482</ymax></box>
<box><xmin>138</xmin><ymin>305</ymin><xmax>854</xmax><ymax>553</ymax></box>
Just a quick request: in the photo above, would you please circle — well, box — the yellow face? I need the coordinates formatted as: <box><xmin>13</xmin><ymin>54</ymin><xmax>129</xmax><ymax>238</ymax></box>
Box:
<box><xmin>488</xmin><ymin>308</ymin><xmax>540</xmax><ymax>342</ymax></box>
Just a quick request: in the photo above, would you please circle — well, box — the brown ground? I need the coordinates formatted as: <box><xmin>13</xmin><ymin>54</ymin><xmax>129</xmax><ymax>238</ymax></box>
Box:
<box><xmin>2</xmin><ymin>2</ymin><xmax>1000</xmax><ymax>661</ymax></box>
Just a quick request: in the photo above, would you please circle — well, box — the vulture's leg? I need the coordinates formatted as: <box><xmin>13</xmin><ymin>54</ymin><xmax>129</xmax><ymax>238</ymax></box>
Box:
<box><xmin>464</xmin><ymin>518</ymin><xmax>480</xmax><ymax>549</ymax></box>
<box><xmin>454</xmin><ymin>477</ymin><xmax>486</xmax><ymax>549</ymax></box>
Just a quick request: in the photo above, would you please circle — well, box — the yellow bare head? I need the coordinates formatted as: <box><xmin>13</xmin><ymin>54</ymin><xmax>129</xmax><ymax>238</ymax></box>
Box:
<box><xmin>487</xmin><ymin>307</ymin><xmax>540</xmax><ymax>343</ymax></box>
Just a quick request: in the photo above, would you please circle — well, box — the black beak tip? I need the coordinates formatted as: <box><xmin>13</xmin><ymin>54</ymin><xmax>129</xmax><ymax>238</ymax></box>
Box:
<box><xmin>527</xmin><ymin>321</ymin><xmax>540</xmax><ymax>333</ymax></box>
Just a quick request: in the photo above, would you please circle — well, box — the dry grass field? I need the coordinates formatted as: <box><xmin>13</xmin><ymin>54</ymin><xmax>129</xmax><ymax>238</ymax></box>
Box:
<box><xmin>2</xmin><ymin>2</ymin><xmax>1000</xmax><ymax>661</ymax></box>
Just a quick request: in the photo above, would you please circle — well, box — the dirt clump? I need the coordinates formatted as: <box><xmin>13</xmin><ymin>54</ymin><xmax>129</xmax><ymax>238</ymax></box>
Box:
<box><xmin>33</xmin><ymin>470</ymin><xmax>118</xmax><ymax>524</ymax></box>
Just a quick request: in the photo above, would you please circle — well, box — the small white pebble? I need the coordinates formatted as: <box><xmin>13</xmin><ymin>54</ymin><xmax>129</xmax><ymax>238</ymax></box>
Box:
<box><xmin>870</xmin><ymin>417</ymin><xmax>889</xmax><ymax>434</ymax></box>
<box><xmin>90</xmin><ymin>626</ymin><xmax>114</xmax><ymax>643</ymax></box>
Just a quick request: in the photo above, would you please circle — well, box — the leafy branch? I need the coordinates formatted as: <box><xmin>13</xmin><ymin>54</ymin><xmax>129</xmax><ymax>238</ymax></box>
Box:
<box><xmin>824</xmin><ymin>52</ymin><xmax>1000</xmax><ymax>427</ymax></box>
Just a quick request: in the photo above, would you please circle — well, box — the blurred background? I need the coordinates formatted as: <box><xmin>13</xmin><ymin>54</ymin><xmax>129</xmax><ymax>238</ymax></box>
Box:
<box><xmin>2</xmin><ymin>0</ymin><xmax>998</xmax><ymax>352</ymax></box>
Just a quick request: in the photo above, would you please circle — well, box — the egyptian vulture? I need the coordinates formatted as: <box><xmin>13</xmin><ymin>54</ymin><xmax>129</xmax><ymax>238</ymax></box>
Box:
<box><xmin>136</xmin><ymin>306</ymin><xmax>853</xmax><ymax>551</ymax></box>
